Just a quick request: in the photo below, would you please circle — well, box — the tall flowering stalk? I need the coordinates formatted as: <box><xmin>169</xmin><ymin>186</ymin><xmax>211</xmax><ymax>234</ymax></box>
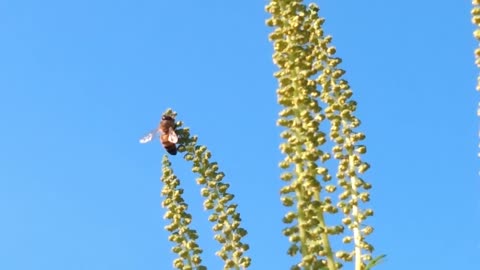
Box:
<box><xmin>266</xmin><ymin>1</ymin><xmax>379</xmax><ymax>269</ymax></box>
<box><xmin>161</xmin><ymin>155</ymin><xmax>206</xmax><ymax>270</ymax></box>
<box><xmin>160</xmin><ymin>109</ymin><xmax>251</xmax><ymax>270</ymax></box>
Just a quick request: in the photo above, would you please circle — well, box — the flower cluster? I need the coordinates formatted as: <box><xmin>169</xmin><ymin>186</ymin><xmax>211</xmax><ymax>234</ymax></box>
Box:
<box><xmin>266</xmin><ymin>1</ymin><xmax>374</xmax><ymax>269</ymax></box>
<box><xmin>163</xmin><ymin>109</ymin><xmax>251</xmax><ymax>270</ymax></box>
<box><xmin>161</xmin><ymin>155</ymin><xmax>206</xmax><ymax>270</ymax></box>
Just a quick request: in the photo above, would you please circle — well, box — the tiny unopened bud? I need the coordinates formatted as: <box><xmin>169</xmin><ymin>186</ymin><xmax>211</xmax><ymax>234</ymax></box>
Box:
<box><xmin>342</xmin><ymin>236</ymin><xmax>352</xmax><ymax>243</ymax></box>
<box><xmin>358</xmin><ymin>162</ymin><xmax>370</xmax><ymax>173</ymax></box>
<box><xmin>361</xmin><ymin>226</ymin><xmax>374</xmax><ymax>235</ymax></box>
<box><xmin>327</xmin><ymin>46</ymin><xmax>336</xmax><ymax>55</ymax></box>
<box><xmin>281</xmin><ymin>196</ymin><xmax>295</xmax><ymax>207</ymax></box>
<box><xmin>356</xmin><ymin>145</ymin><xmax>367</xmax><ymax>154</ymax></box>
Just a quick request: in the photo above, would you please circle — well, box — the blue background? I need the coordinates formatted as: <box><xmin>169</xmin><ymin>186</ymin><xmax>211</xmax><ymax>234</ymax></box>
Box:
<box><xmin>0</xmin><ymin>1</ymin><xmax>478</xmax><ymax>269</ymax></box>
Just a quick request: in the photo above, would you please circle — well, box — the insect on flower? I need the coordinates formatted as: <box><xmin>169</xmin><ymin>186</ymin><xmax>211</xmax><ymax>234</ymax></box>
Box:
<box><xmin>139</xmin><ymin>115</ymin><xmax>178</xmax><ymax>155</ymax></box>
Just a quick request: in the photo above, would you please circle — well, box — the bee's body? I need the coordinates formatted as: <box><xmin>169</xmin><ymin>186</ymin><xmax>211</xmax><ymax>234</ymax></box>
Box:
<box><xmin>159</xmin><ymin>115</ymin><xmax>177</xmax><ymax>155</ymax></box>
<box><xmin>139</xmin><ymin>115</ymin><xmax>178</xmax><ymax>155</ymax></box>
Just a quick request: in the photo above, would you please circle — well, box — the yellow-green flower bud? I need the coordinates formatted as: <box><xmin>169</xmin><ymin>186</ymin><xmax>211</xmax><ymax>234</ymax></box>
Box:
<box><xmin>364</xmin><ymin>209</ymin><xmax>374</xmax><ymax>216</ymax></box>
<box><xmin>325</xmin><ymin>185</ymin><xmax>336</xmax><ymax>193</ymax></box>
<box><xmin>281</xmin><ymin>172</ymin><xmax>294</xmax><ymax>181</ymax></box>
<box><xmin>473</xmin><ymin>15</ymin><xmax>480</xmax><ymax>24</ymax></box>
<box><xmin>173</xmin><ymin>258</ymin><xmax>184</xmax><ymax>268</ymax></box>
<box><xmin>361</xmin><ymin>226</ymin><xmax>374</xmax><ymax>235</ymax></box>
<box><xmin>327</xmin><ymin>46</ymin><xmax>336</xmax><ymax>55</ymax></box>
<box><xmin>359</xmin><ymin>192</ymin><xmax>370</xmax><ymax>202</ymax></box>
<box><xmin>357</xmin><ymin>162</ymin><xmax>370</xmax><ymax>173</ymax></box>
<box><xmin>281</xmin><ymin>196</ymin><xmax>295</xmax><ymax>207</ymax></box>
<box><xmin>283</xmin><ymin>211</ymin><xmax>297</xmax><ymax>223</ymax></box>
<box><xmin>343</xmin><ymin>236</ymin><xmax>352</xmax><ymax>244</ymax></box>
<box><xmin>355</xmin><ymin>145</ymin><xmax>367</xmax><ymax>154</ymax></box>
<box><xmin>203</xmin><ymin>200</ymin><xmax>214</xmax><ymax>210</ymax></box>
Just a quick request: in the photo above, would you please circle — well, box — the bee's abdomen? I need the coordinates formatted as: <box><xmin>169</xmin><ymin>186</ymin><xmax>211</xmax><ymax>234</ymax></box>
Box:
<box><xmin>164</xmin><ymin>145</ymin><xmax>177</xmax><ymax>155</ymax></box>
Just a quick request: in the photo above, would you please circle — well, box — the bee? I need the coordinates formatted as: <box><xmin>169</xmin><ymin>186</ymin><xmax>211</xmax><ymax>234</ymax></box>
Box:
<box><xmin>139</xmin><ymin>115</ymin><xmax>178</xmax><ymax>155</ymax></box>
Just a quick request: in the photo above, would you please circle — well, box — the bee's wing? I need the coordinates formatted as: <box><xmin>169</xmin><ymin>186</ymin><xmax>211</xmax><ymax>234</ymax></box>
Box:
<box><xmin>168</xmin><ymin>127</ymin><xmax>178</xmax><ymax>143</ymax></box>
<box><xmin>139</xmin><ymin>129</ymin><xmax>160</xmax><ymax>144</ymax></box>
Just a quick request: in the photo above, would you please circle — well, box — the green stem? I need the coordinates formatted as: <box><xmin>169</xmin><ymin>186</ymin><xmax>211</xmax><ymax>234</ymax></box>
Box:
<box><xmin>347</xmin><ymin>139</ymin><xmax>362</xmax><ymax>270</ymax></box>
<box><xmin>314</xmin><ymin>191</ymin><xmax>337</xmax><ymax>270</ymax></box>
<box><xmin>295</xmin><ymin>164</ymin><xmax>309</xmax><ymax>258</ymax></box>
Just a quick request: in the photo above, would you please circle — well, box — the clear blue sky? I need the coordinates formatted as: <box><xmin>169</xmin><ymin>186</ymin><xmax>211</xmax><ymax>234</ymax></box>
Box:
<box><xmin>0</xmin><ymin>1</ymin><xmax>478</xmax><ymax>269</ymax></box>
